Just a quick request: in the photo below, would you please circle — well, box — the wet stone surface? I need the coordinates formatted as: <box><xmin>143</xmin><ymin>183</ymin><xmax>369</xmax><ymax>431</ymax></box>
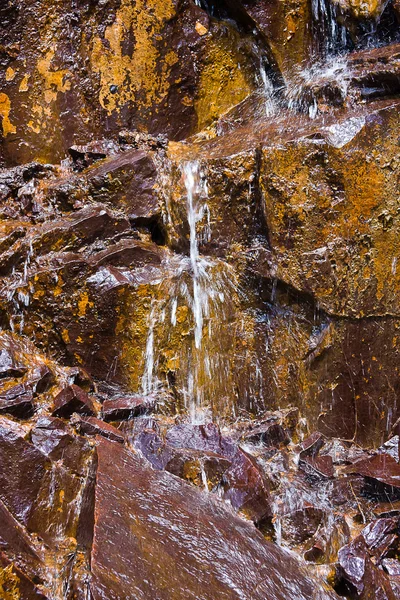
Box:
<box><xmin>1</xmin><ymin>0</ymin><xmax>400</xmax><ymax>597</ymax></box>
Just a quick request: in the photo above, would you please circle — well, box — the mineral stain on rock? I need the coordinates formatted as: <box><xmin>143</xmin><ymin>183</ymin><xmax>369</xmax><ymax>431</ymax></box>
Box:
<box><xmin>1</xmin><ymin>0</ymin><xmax>400</xmax><ymax>598</ymax></box>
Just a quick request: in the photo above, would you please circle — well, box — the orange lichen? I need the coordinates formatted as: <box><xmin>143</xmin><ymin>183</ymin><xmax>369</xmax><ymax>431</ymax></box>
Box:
<box><xmin>90</xmin><ymin>0</ymin><xmax>177</xmax><ymax>114</ymax></box>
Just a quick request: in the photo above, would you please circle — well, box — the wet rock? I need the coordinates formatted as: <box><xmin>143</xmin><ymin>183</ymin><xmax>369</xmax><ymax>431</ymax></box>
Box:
<box><xmin>344</xmin><ymin>454</ymin><xmax>400</xmax><ymax>500</ymax></box>
<box><xmin>134</xmin><ymin>429</ymin><xmax>175</xmax><ymax>470</ymax></box>
<box><xmin>28</xmin><ymin>365</ymin><xmax>55</xmax><ymax>395</ymax></box>
<box><xmin>0</xmin><ymin>552</ymin><xmax>48</xmax><ymax>599</ymax></box>
<box><xmin>281</xmin><ymin>506</ymin><xmax>326</xmax><ymax>545</ymax></box>
<box><xmin>85</xmin><ymin>149</ymin><xmax>161</xmax><ymax>223</ymax></box>
<box><xmin>0</xmin><ymin>500</ymin><xmax>43</xmax><ymax>581</ymax></box>
<box><xmin>303</xmin><ymin>516</ymin><xmax>350</xmax><ymax>564</ymax></box>
<box><xmin>52</xmin><ymin>385</ymin><xmax>97</xmax><ymax>418</ymax></box>
<box><xmin>90</xmin><ymin>438</ymin><xmax>338</xmax><ymax>599</ymax></box>
<box><xmin>0</xmin><ymin>1</ymin><xmax>257</xmax><ymax>165</ymax></box>
<box><xmin>299</xmin><ymin>454</ymin><xmax>335</xmax><ymax>479</ymax></box>
<box><xmin>378</xmin><ymin>436</ymin><xmax>400</xmax><ymax>462</ymax></box>
<box><xmin>361</xmin><ymin>518</ymin><xmax>400</xmax><ymax>559</ymax></box>
<box><xmin>0</xmin><ymin>416</ymin><xmax>48</xmax><ymax>525</ymax></box>
<box><xmin>298</xmin><ymin>432</ymin><xmax>326</xmax><ymax>459</ymax></box>
<box><xmin>165</xmin><ymin>449</ymin><xmax>231</xmax><ymax>490</ymax></box>
<box><xmin>0</xmin><ymin>384</ymin><xmax>34</xmax><ymax>418</ymax></box>
<box><xmin>0</xmin><ymin>346</ymin><xmax>27</xmax><ymax>379</ymax></box>
<box><xmin>102</xmin><ymin>395</ymin><xmax>154</xmax><ymax>421</ymax></box>
<box><xmin>243</xmin><ymin>421</ymin><xmax>289</xmax><ymax>447</ymax></box>
<box><xmin>336</xmin><ymin>536</ymin><xmax>398</xmax><ymax>599</ymax></box>
<box><xmin>31</xmin><ymin>416</ymin><xmax>92</xmax><ymax>476</ymax></box>
<box><xmin>74</xmin><ymin>415</ymin><xmax>124</xmax><ymax>443</ymax></box>
<box><xmin>68</xmin><ymin>139</ymin><xmax>120</xmax><ymax>171</ymax></box>
<box><xmin>165</xmin><ymin>423</ymin><xmax>272</xmax><ymax>522</ymax></box>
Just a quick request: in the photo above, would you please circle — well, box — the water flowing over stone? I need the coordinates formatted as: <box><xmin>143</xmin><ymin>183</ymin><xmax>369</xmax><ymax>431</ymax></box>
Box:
<box><xmin>1</xmin><ymin>0</ymin><xmax>400</xmax><ymax>598</ymax></box>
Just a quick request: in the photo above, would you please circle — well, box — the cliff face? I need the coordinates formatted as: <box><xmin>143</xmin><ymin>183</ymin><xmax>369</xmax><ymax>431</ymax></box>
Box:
<box><xmin>1</xmin><ymin>0</ymin><xmax>400</xmax><ymax>598</ymax></box>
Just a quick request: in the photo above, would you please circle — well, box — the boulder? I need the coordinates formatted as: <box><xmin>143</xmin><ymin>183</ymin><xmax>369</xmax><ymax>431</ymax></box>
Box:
<box><xmin>90</xmin><ymin>438</ymin><xmax>338</xmax><ymax>599</ymax></box>
<box><xmin>52</xmin><ymin>385</ymin><xmax>97</xmax><ymax>418</ymax></box>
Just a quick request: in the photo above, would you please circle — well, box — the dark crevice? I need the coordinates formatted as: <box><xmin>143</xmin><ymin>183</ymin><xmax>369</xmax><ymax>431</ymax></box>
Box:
<box><xmin>130</xmin><ymin>216</ymin><xmax>168</xmax><ymax>246</ymax></box>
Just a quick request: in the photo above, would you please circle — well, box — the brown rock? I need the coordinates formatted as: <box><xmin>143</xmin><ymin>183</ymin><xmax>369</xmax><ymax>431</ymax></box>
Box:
<box><xmin>244</xmin><ymin>421</ymin><xmax>289</xmax><ymax>447</ymax></box>
<box><xmin>74</xmin><ymin>415</ymin><xmax>124</xmax><ymax>443</ymax></box>
<box><xmin>344</xmin><ymin>454</ymin><xmax>400</xmax><ymax>500</ymax></box>
<box><xmin>0</xmin><ymin>416</ymin><xmax>48</xmax><ymax>525</ymax></box>
<box><xmin>0</xmin><ymin>346</ymin><xmax>27</xmax><ymax>379</ymax></box>
<box><xmin>300</xmin><ymin>455</ymin><xmax>335</xmax><ymax>479</ymax></box>
<box><xmin>52</xmin><ymin>385</ymin><xmax>96</xmax><ymax>418</ymax></box>
<box><xmin>0</xmin><ymin>384</ymin><xmax>34</xmax><ymax>418</ymax></box>
<box><xmin>165</xmin><ymin>449</ymin><xmax>231</xmax><ymax>490</ymax></box>
<box><xmin>102</xmin><ymin>395</ymin><xmax>154</xmax><ymax>421</ymax></box>
<box><xmin>336</xmin><ymin>536</ymin><xmax>398</xmax><ymax>599</ymax></box>
<box><xmin>90</xmin><ymin>438</ymin><xmax>338</xmax><ymax>599</ymax></box>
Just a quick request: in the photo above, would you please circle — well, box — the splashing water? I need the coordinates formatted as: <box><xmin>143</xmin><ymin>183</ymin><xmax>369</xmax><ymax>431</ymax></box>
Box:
<box><xmin>140</xmin><ymin>160</ymin><xmax>241</xmax><ymax>422</ymax></box>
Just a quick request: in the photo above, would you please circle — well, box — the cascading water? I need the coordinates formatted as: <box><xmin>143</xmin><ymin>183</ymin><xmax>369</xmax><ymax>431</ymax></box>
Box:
<box><xmin>140</xmin><ymin>160</ymin><xmax>242</xmax><ymax>422</ymax></box>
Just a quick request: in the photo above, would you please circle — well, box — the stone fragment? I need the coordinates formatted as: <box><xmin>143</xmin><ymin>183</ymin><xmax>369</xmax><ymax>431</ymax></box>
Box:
<box><xmin>0</xmin><ymin>384</ymin><xmax>34</xmax><ymax>418</ymax></box>
<box><xmin>0</xmin><ymin>346</ymin><xmax>27</xmax><ymax>379</ymax></box>
<box><xmin>243</xmin><ymin>421</ymin><xmax>289</xmax><ymax>447</ymax></box>
<box><xmin>344</xmin><ymin>454</ymin><xmax>400</xmax><ymax>500</ymax></box>
<box><xmin>90</xmin><ymin>438</ymin><xmax>338</xmax><ymax>599</ymax></box>
<box><xmin>165</xmin><ymin>423</ymin><xmax>272</xmax><ymax>523</ymax></box>
<box><xmin>31</xmin><ymin>416</ymin><xmax>92</xmax><ymax>475</ymax></box>
<box><xmin>165</xmin><ymin>449</ymin><xmax>232</xmax><ymax>490</ymax></box>
<box><xmin>298</xmin><ymin>432</ymin><xmax>325</xmax><ymax>459</ymax></box>
<box><xmin>0</xmin><ymin>416</ymin><xmax>49</xmax><ymax>526</ymax></box>
<box><xmin>0</xmin><ymin>500</ymin><xmax>43</xmax><ymax>581</ymax></box>
<box><xmin>134</xmin><ymin>429</ymin><xmax>175</xmax><ymax>470</ymax></box>
<box><xmin>102</xmin><ymin>395</ymin><xmax>154</xmax><ymax>421</ymax></box>
<box><xmin>361</xmin><ymin>518</ymin><xmax>400</xmax><ymax>559</ymax></box>
<box><xmin>52</xmin><ymin>385</ymin><xmax>96</xmax><ymax>418</ymax></box>
<box><xmin>0</xmin><ymin>552</ymin><xmax>48</xmax><ymax>599</ymax></box>
<box><xmin>300</xmin><ymin>455</ymin><xmax>335</xmax><ymax>479</ymax></box>
<box><xmin>336</xmin><ymin>536</ymin><xmax>398</xmax><ymax>599</ymax></box>
<box><xmin>74</xmin><ymin>415</ymin><xmax>124</xmax><ymax>443</ymax></box>
<box><xmin>378</xmin><ymin>436</ymin><xmax>400</xmax><ymax>462</ymax></box>
<box><xmin>281</xmin><ymin>506</ymin><xmax>326</xmax><ymax>545</ymax></box>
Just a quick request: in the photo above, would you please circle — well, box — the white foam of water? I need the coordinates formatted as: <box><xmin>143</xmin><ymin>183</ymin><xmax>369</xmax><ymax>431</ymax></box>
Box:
<box><xmin>285</xmin><ymin>55</ymin><xmax>349</xmax><ymax>119</ymax></box>
<box><xmin>325</xmin><ymin>116</ymin><xmax>366</xmax><ymax>147</ymax></box>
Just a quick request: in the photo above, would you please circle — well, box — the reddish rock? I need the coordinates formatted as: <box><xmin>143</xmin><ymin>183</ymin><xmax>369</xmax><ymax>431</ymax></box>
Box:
<box><xmin>336</xmin><ymin>536</ymin><xmax>398</xmax><ymax>599</ymax></box>
<box><xmin>86</xmin><ymin>150</ymin><xmax>161</xmax><ymax>223</ymax></box>
<box><xmin>134</xmin><ymin>430</ymin><xmax>175</xmax><ymax>470</ymax></box>
<box><xmin>298</xmin><ymin>432</ymin><xmax>325</xmax><ymax>459</ymax></box>
<box><xmin>28</xmin><ymin>365</ymin><xmax>55</xmax><ymax>395</ymax></box>
<box><xmin>0</xmin><ymin>500</ymin><xmax>43</xmax><ymax>581</ymax></box>
<box><xmin>244</xmin><ymin>421</ymin><xmax>289</xmax><ymax>447</ymax></box>
<box><xmin>344</xmin><ymin>454</ymin><xmax>400</xmax><ymax>500</ymax></box>
<box><xmin>102</xmin><ymin>396</ymin><xmax>154</xmax><ymax>421</ymax></box>
<box><xmin>0</xmin><ymin>416</ymin><xmax>48</xmax><ymax>525</ymax></box>
<box><xmin>165</xmin><ymin>423</ymin><xmax>271</xmax><ymax>523</ymax></box>
<box><xmin>52</xmin><ymin>385</ymin><xmax>96</xmax><ymax>418</ymax></box>
<box><xmin>90</xmin><ymin>438</ymin><xmax>338</xmax><ymax>600</ymax></box>
<box><xmin>281</xmin><ymin>506</ymin><xmax>326</xmax><ymax>545</ymax></box>
<box><xmin>361</xmin><ymin>518</ymin><xmax>400</xmax><ymax>559</ymax></box>
<box><xmin>0</xmin><ymin>383</ymin><xmax>34</xmax><ymax>418</ymax></box>
<box><xmin>300</xmin><ymin>455</ymin><xmax>335</xmax><ymax>479</ymax></box>
<box><xmin>0</xmin><ymin>346</ymin><xmax>27</xmax><ymax>379</ymax></box>
<box><xmin>74</xmin><ymin>415</ymin><xmax>124</xmax><ymax>443</ymax></box>
<box><xmin>165</xmin><ymin>449</ymin><xmax>231</xmax><ymax>490</ymax></box>
<box><xmin>0</xmin><ymin>551</ymin><xmax>47</xmax><ymax>599</ymax></box>
<box><xmin>31</xmin><ymin>416</ymin><xmax>92</xmax><ymax>476</ymax></box>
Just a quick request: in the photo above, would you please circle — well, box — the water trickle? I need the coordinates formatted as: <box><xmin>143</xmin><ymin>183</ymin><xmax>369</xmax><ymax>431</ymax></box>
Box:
<box><xmin>140</xmin><ymin>160</ymin><xmax>242</xmax><ymax>422</ymax></box>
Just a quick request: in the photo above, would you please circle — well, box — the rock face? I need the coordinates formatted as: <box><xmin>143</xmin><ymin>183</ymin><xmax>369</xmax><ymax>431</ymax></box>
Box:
<box><xmin>0</xmin><ymin>0</ymin><xmax>258</xmax><ymax>165</ymax></box>
<box><xmin>91</xmin><ymin>438</ymin><xmax>337</xmax><ymax>600</ymax></box>
<box><xmin>1</xmin><ymin>0</ymin><xmax>400</xmax><ymax>597</ymax></box>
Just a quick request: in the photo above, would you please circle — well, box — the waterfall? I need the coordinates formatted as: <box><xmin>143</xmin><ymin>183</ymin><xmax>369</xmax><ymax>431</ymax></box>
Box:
<box><xmin>140</xmin><ymin>160</ymin><xmax>239</xmax><ymax>422</ymax></box>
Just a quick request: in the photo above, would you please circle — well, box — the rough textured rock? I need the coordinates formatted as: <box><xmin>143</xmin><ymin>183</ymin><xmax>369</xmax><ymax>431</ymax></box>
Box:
<box><xmin>0</xmin><ymin>0</ymin><xmax>258</xmax><ymax>165</ymax></box>
<box><xmin>91</xmin><ymin>438</ymin><xmax>337</xmax><ymax>600</ymax></box>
